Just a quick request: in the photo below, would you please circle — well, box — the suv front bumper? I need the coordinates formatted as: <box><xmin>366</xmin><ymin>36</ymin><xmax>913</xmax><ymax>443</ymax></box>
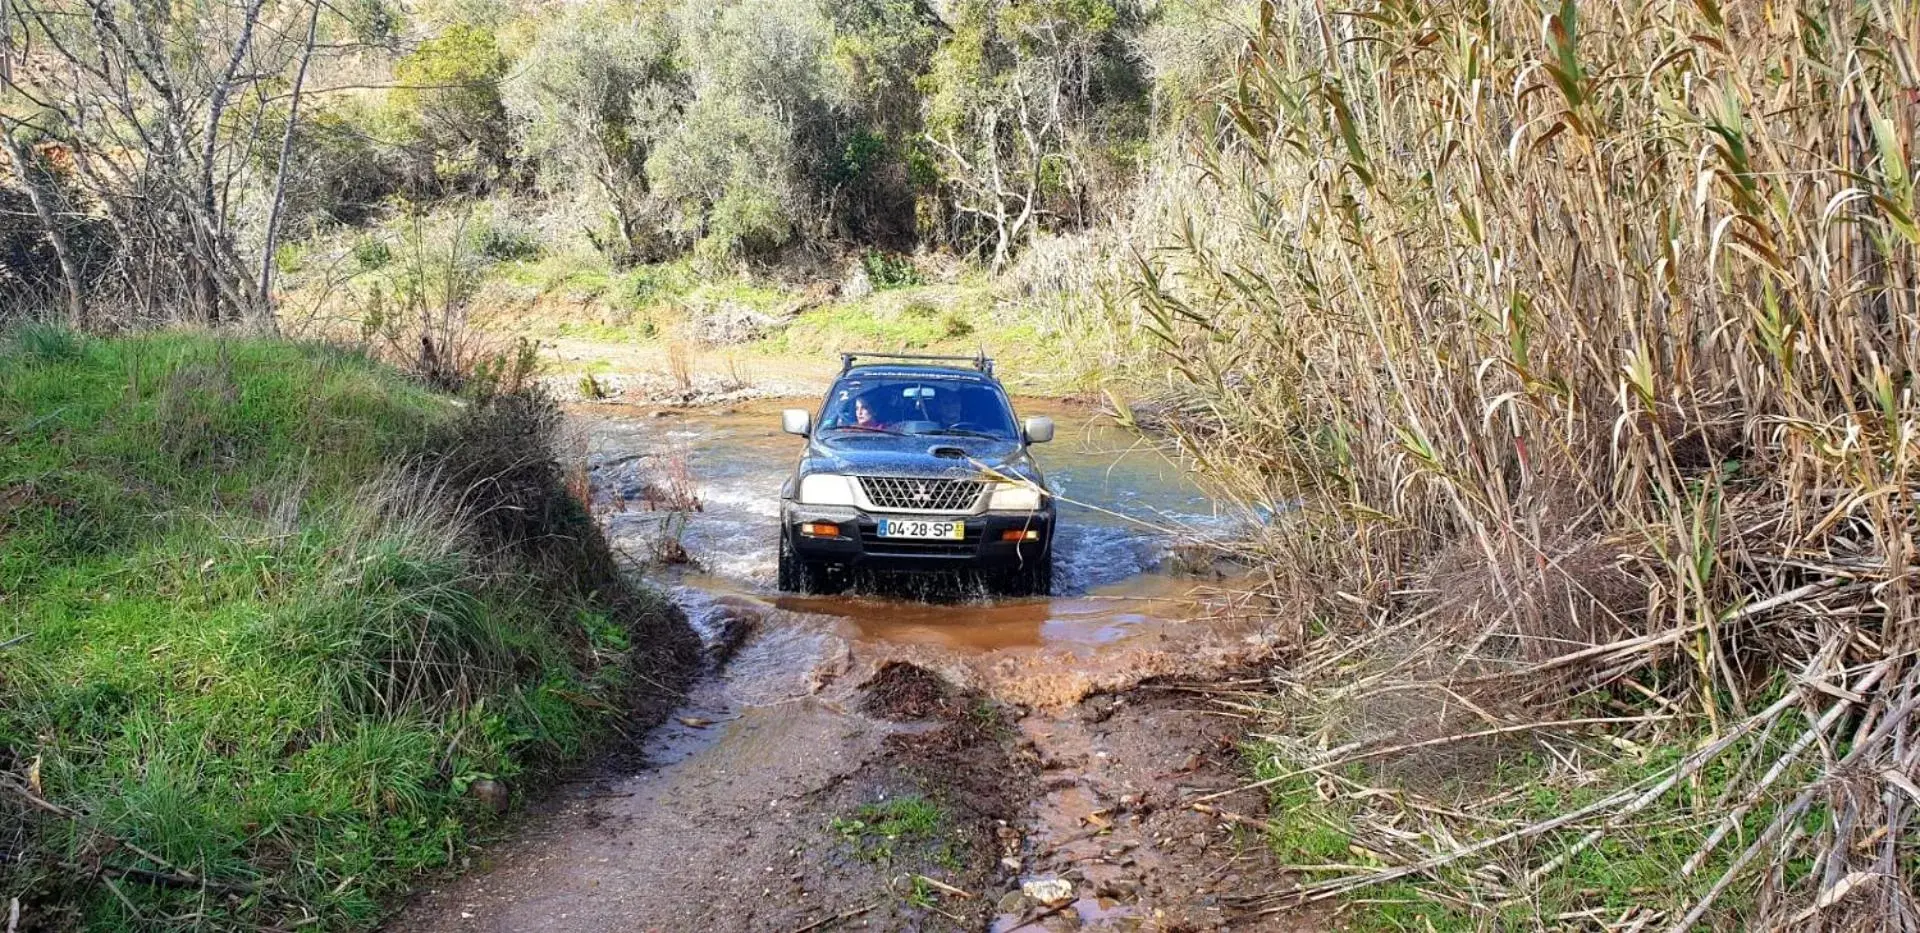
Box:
<box><xmin>781</xmin><ymin>502</ymin><xmax>1053</xmax><ymax>571</ymax></box>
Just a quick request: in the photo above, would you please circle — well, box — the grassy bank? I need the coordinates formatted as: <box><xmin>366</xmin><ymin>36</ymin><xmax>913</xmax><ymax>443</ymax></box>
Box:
<box><xmin>0</xmin><ymin>328</ymin><xmax>697</xmax><ymax>930</ymax></box>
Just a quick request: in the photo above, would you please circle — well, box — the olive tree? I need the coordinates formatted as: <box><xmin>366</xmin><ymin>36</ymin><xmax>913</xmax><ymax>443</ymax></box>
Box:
<box><xmin>822</xmin><ymin>0</ymin><xmax>942</xmax><ymax>244</ymax></box>
<box><xmin>646</xmin><ymin>0</ymin><xmax>843</xmax><ymax>262</ymax></box>
<box><xmin>920</xmin><ymin>0</ymin><xmax>1149</xmax><ymax>266</ymax></box>
<box><xmin>391</xmin><ymin>24</ymin><xmax>512</xmax><ymax>194</ymax></box>
<box><xmin>503</xmin><ymin>0</ymin><xmax>683</xmax><ymax>263</ymax></box>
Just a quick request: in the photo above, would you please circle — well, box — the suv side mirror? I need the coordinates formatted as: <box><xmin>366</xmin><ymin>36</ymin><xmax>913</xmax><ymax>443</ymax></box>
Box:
<box><xmin>1023</xmin><ymin>416</ymin><xmax>1054</xmax><ymax>444</ymax></box>
<box><xmin>781</xmin><ymin>409</ymin><xmax>812</xmax><ymax>437</ymax></box>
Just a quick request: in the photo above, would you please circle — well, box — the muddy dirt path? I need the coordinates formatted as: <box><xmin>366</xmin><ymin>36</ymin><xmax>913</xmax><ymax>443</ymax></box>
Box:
<box><xmin>393</xmin><ymin>401</ymin><xmax>1316</xmax><ymax>932</ymax></box>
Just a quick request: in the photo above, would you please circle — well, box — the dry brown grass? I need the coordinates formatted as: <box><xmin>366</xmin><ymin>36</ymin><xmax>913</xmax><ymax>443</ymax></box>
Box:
<box><xmin>664</xmin><ymin>339</ymin><xmax>695</xmax><ymax>391</ymax></box>
<box><xmin>1137</xmin><ymin>0</ymin><xmax>1920</xmax><ymax>926</ymax></box>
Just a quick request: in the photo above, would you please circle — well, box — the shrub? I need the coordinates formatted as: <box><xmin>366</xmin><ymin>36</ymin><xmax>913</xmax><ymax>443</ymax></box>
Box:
<box><xmin>352</xmin><ymin>235</ymin><xmax>393</xmax><ymax>272</ymax></box>
<box><xmin>859</xmin><ymin>249</ymin><xmax>921</xmax><ymax>289</ymax></box>
<box><xmin>466</xmin><ymin>215</ymin><xmax>542</xmax><ymax>262</ymax></box>
<box><xmin>390</xmin><ymin>25</ymin><xmax>512</xmax><ymax>194</ymax></box>
<box><xmin>293</xmin><ymin>105</ymin><xmax>404</xmax><ymax>226</ymax></box>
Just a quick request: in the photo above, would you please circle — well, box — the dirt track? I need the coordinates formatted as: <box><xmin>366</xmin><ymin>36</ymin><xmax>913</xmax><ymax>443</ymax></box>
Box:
<box><xmin>394</xmin><ymin>657</ymin><xmax>1320</xmax><ymax>932</ymax></box>
<box><xmin>391</xmin><ymin>399</ymin><xmax>1322</xmax><ymax>931</ymax></box>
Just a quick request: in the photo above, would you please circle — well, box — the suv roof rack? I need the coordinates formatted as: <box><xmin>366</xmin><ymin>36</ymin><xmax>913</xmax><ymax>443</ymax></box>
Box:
<box><xmin>840</xmin><ymin>350</ymin><xmax>994</xmax><ymax>377</ymax></box>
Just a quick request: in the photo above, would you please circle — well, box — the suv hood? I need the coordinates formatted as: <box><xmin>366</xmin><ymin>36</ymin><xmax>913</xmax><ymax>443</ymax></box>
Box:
<box><xmin>803</xmin><ymin>431</ymin><xmax>1040</xmax><ymax>482</ymax></box>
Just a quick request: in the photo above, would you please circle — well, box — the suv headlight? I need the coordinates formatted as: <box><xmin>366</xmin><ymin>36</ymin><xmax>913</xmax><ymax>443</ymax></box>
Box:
<box><xmin>797</xmin><ymin>473</ymin><xmax>858</xmax><ymax>506</ymax></box>
<box><xmin>987</xmin><ymin>482</ymin><xmax>1045</xmax><ymax>511</ymax></box>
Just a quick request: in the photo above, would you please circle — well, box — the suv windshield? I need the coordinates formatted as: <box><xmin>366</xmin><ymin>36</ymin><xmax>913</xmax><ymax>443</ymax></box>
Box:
<box><xmin>820</xmin><ymin>377</ymin><xmax>1019</xmax><ymax>439</ymax></box>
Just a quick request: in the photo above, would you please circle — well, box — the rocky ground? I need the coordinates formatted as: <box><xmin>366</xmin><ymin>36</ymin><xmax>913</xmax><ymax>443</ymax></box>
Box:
<box><xmin>392</xmin><ymin>652</ymin><xmax>1323</xmax><ymax>932</ymax></box>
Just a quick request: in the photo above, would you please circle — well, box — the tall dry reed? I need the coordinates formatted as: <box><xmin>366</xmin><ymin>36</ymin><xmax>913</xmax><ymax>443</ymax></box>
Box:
<box><xmin>1139</xmin><ymin>0</ymin><xmax>1918</xmax><ymax>925</ymax></box>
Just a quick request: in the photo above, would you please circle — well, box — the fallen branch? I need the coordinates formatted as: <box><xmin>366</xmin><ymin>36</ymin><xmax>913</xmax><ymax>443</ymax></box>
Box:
<box><xmin>785</xmin><ymin>901</ymin><xmax>878</xmax><ymax>933</ymax></box>
<box><xmin>1001</xmin><ymin>898</ymin><xmax>1073</xmax><ymax>932</ymax></box>
<box><xmin>0</xmin><ymin>775</ymin><xmax>265</xmax><ymax>897</ymax></box>
<box><xmin>913</xmin><ymin>875</ymin><xmax>973</xmax><ymax>899</ymax></box>
<box><xmin>0</xmin><ymin>850</ymin><xmax>258</xmax><ymax>896</ymax></box>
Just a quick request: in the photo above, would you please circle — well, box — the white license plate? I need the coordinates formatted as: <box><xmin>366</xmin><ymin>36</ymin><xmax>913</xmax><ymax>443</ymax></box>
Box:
<box><xmin>877</xmin><ymin>518</ymin><xmax>965</xmax><ymax>540</ymax></box>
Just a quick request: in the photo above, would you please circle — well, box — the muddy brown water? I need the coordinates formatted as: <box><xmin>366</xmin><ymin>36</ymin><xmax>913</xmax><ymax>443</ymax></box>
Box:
<box><xmin>395</xmin><ymin>399</ymin><xmax>1304</xmax><ymax>932</ymax></box>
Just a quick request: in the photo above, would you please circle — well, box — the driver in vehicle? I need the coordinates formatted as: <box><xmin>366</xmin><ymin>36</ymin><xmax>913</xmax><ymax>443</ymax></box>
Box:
<box><xmin>933</xmin><ymin>391</ymin><xmax>966</xmax><ymax>429</ymax></box>
<box><xmin>852</xmin><ymin>393</ymin><xmax>889</xmax><ymax>430</ymax></box>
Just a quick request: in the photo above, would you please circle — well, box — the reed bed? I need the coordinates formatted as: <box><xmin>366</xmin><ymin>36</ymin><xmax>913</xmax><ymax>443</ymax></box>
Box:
<box><xmin>1135</xmin><ymin>0</ymin><xmax>1919</xmax><ymax>926</ymax></box>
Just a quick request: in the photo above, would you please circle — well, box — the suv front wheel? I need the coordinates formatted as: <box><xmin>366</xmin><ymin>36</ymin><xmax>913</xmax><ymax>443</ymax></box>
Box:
<box><xmin>778</xmin><ymin>532</ymin><xmax>845</xmax><ymax>595</ymax></box>
<box><xmin>996</xmin><ymin>556</ymin><xmax>1053</xmax><ymax>598</ymax></box>
<box><xmin>777</xmin><ymin>533</ymin><xmax>813</xmax><ymax>594</ymax></box>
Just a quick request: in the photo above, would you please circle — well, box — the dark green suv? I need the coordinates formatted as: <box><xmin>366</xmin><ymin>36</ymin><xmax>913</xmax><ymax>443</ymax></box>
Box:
<box><xmin>776</xmin><ymin>352</ymin><xmax>1055</xmax><ymax>596</ymax></box>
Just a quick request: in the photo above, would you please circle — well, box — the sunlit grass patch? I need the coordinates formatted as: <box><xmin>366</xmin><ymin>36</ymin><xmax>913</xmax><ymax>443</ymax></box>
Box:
<box><xmin>0</xmin><ymin>328</ymin><xmax>682</xmax><ymax>930</ymax></box>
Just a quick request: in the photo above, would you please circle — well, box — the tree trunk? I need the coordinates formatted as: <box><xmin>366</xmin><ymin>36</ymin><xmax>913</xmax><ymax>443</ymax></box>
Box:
<box><xmin>0</xmin><ymin>129</ymin><xmax>87</xmax><ymax>328</ymax></box>
<box><xmin>255</xmin><ymin>0</ymin><xmax>321</xmax><ymax>333</ymax></box>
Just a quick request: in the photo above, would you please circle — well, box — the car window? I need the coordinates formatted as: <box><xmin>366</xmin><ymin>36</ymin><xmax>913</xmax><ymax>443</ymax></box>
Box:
<box><xmin>820</xmin><ymin>378</ymin><xmax>1018</xmax><ymax>438</ymax></box>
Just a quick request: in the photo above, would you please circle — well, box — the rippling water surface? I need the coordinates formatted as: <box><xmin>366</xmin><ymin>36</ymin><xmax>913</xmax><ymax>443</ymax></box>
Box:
<box><xmin>583</xmin><ymin>398</ymin><xmax>1244</xmax><ymax>654</ymax></box>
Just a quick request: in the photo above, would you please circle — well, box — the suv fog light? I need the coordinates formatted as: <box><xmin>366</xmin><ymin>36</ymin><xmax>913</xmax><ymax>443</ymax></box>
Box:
<box><xmin>800</xmin><ymin>522</ymin><xmax>841</xmax><ymax>538</ymax></box>
<box><xmin>1000</xmin><ymin>529</ymin><xmax>1040</xmax><ymax>542</ymax></box>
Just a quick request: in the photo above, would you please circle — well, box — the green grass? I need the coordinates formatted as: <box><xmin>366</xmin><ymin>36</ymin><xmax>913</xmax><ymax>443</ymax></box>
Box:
<box><xmin>0</xmin><ymin>327</ymin><xmax>668</xmax><ymax>930</ymax></box>
<box><xmin>1248</xmin><ymin>728</ymin><xmax>1819</xmax><ymax>931</ymax></box>
<box><xmin>768</xmin><ymin>300</ymin><xmax>975</xmax><ymax>353</ymax></box>
<box><xmin>829</xmin><ymin>794</ymin><xmax>956</xmax><ymax>868</ymax></box>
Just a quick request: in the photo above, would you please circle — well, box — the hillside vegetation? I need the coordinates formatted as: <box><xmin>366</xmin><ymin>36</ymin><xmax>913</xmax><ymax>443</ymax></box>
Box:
<box><xmin>0</xmin><ymin>329</ymin><xmax>696</xmax><ymax>929</ymax></box>
<box><xmin>1</xmin><ymin>0</ymin><xmax>1220</xmax><ymax>333</ymax></box>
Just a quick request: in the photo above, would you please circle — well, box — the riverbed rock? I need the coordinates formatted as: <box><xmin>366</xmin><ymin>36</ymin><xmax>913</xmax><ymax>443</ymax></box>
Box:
<box><xmin>705</xmin><ymin>597</ymin><xmax>762</xmax><ymax>663</ymax></box>
<box><xmin>1021</xmin><ymin>877</ymin><xmax>1075</xmax><ymax>906</ymax></box>
<box><xmin>841</xmin><ymin>264</ymin><xmax>874</xmax><ymax>300</ymax></box>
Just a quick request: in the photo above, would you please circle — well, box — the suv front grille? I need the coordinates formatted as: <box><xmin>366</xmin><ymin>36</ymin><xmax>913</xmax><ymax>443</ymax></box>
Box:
<box><xmin>857</xmin><ymin>476</ymin><xmax>983</xmax><ymax>512</ymax></box>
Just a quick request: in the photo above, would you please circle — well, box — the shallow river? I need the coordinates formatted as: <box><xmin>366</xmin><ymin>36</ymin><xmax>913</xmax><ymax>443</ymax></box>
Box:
<box><xmin>585</xmin><ymin>397</ymin><xmax>1250</xmax><ymax>659</ymax></box>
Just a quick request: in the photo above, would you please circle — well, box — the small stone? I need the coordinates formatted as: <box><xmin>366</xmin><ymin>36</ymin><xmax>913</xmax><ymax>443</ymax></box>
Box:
<box><xmin>1044</xmin><ymin>911</ymin><xmax>1083</xmax><ymax>931</ymax></box>
<box><xmin>1000</xmin><ymin>856</ymin><xmax>1023</xmax><ymax>873</ymax></box>
<box><xmin>1022</xmin><ymin>877</ymin><xmax>1075</xmax><ymax>906</ymax></box>
<box><xmin>842</xmin><ymin>264</ymin><xmax>874</xmax><ymax>300</ymax></box>
<box><xmin>467</xmin><ymin>778</ymin><xmax>509</xmax><ymax>814</ymax></box>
